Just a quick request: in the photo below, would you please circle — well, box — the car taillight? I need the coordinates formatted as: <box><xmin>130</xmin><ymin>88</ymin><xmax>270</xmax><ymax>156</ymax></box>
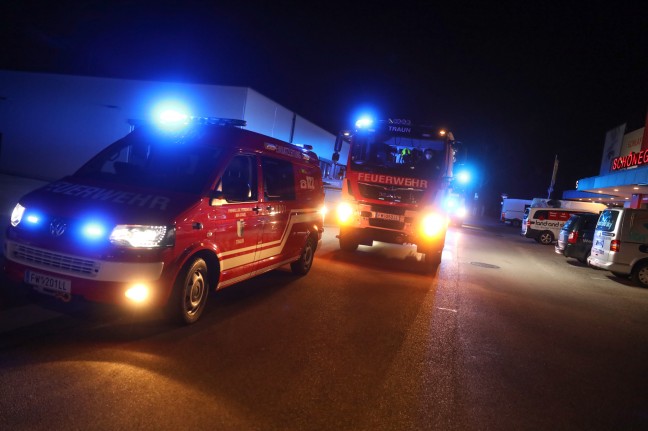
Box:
<box><xmin>610</xmin><ymin>239</ymin><xmax>620</xmax><ymax>252</ymax></box>
<box><xmin>568</xmin><ymin>231</ymin><xmax>578</xmax><ymax>244</ymax></box>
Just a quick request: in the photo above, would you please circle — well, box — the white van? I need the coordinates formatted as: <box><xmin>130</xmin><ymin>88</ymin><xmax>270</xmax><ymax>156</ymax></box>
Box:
<box><xmin>501</xmin><ymin>198</ymin><xmax>532</xmax><ymax>227</ymax></box>
<box><xmin>521</xmin><ymin>207</ymin><xmax>599</xmax><ymax>245</ymax></box>
<box><xmin>588</xmin><ymin>208</ymin><xmax>648</xmax><ymax>287</ymax></box>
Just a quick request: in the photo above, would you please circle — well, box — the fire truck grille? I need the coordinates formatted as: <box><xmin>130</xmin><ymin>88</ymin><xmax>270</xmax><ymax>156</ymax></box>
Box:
<box><xmin>358</xmin><ymin>182</ymin><xmax>424</xmax><ymax>204</ymax></box>
<box><xmin>370</xmin><ymin>204</ymin><xmax>406</xmax><ymax>215</ymax></box>
<box><xmin>12</xmin><ymin>245</ymin><xmax>100</xmax><ymax>276</ymax></box>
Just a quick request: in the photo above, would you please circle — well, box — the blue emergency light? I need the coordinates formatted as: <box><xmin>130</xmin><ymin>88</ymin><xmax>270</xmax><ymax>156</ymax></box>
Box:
<box><xmin>456</xmin><ymin>170</ymin><xmax>471</xmax><ymax>184</ymax></box>
<box><xmin>355</xmin><ymin>116</ymin><xmax>374</xmax><ymax>129</ymax></box>
<box><xmin>151</xmin><ymin>101</ymin><xmax>192</xmax><ymax>130</ymax></box>
<box><xmin>81</xmin><ymin>222</ymin><xmax>107</xmax><ymax>240</ymax></box>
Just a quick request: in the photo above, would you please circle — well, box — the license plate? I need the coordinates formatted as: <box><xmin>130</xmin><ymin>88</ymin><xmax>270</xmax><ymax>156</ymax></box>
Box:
<box><xmin>25</xmin><ymin>270</ymin><xmax>71</xmax><ymax>294</ymax></box>
<box><xmin>375</xmin><ymin>212</ymin><xmax>401</xmax><ymax>221</ymax></box>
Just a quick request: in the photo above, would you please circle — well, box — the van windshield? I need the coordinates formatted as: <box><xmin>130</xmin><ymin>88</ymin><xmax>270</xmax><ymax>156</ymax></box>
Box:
<box><xmin>75</xmin><ymin>128</ymin><xmax>223</xmax><ymax>194</ymax></box>
<box><xmin>595</xmin><ymin>210</ymin><xmax>619</xmax><ymax>232</ymax></box>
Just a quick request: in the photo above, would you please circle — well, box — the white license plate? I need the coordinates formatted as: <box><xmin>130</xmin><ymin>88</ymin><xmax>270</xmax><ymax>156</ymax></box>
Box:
<box><xmin>25</xmin><ymin>270</ymin><xmax>71</xmax><ymax>294</ymax></box>
<box><xmin>375</xmin><ymin>212</ymin><xmax>401</xmax><ymax>221</ymax></box>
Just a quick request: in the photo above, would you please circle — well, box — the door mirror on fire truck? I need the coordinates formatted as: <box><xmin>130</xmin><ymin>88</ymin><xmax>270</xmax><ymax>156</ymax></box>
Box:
<box><xmin>332</xmin><ymin>152</ymin><xmax>340</xmax><ymax>163</ymax></box>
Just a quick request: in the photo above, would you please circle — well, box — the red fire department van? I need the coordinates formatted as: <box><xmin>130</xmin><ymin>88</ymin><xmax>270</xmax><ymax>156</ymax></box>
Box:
<box><xmin>4</xmin><ymin>116</ymin><xmax>325</xmax><ymax>324</ymax></box>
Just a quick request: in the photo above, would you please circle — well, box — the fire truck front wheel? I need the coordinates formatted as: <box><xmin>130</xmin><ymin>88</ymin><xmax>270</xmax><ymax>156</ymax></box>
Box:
<box><xmin>339</xmin><ymin>236</ymin><xmax>359</xmax><ymax>252</ymax></box>
<box><xmin>291</xmin><ymin>235</ymin><xmax>316</xmax><ymax>275</ymax></box>
<box><xmin>422</xmin><ymin>251</ymin><xmax>442</xmax><ymax>271</ymax></box>
<box><xmin>167</xmin><ymin>257</ymin><xmax>210</xmax><ymax>325</ymax></box>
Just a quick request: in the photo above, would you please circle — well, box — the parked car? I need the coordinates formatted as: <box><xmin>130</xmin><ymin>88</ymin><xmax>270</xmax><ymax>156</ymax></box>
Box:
<box><xmin>588</xmin><ymin>208</ymin><xmax>648</xmax><ymax>287</ymax></box>
<box><xmin>555</xmin><ymin>212</ymin><xmax>599</xmax><ymax>263</ymax></box>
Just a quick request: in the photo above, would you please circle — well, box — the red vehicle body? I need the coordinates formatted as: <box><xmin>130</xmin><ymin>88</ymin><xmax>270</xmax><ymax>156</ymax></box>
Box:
<box><xmin>4</xmin><ymin>118</ymin><xmax>324</xmax><ymax>323</ymax></box>
<box><xmin>333</xmin><ymin>119</ymin><xmax>456</xmax><ymax>268</ymax></box>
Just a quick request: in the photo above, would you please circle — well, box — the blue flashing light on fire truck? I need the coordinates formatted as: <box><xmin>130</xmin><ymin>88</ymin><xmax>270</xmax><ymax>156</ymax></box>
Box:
<box><xmin>331</xmin><ymin>117</ymin><xmax>459</xmax><ymax>269</ymax></box>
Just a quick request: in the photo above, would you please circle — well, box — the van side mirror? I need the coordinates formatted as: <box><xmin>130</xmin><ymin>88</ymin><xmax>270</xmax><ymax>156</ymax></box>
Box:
<box><xmin>332</xmin><ymin>152</ymin><xmax>340</xmax><ymax>163</ymax></box>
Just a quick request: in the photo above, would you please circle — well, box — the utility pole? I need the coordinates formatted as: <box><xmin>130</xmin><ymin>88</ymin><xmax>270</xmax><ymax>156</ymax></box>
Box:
<box><xmin>547</xmin><ymin>154</ymin><xmax>559</xmax><ymax>199</ymax></box>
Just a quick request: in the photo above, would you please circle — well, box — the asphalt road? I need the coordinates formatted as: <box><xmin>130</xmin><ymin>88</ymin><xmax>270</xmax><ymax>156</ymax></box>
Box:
<box><xmin>1</xmin><ymin>219</ymin><xmax>647</xmax><ymax>430</ymax></box>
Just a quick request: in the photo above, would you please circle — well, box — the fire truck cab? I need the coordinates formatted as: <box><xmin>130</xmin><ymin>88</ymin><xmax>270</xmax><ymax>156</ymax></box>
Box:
<box><xmin>4</xmin><ymin>115</ymin><xmax>325</xmax><ymax>324</ymax></box>
<box><xmin>333</xmin><ymin>118</ymin><xmax>456</xmax><ymax>269</ymax></box>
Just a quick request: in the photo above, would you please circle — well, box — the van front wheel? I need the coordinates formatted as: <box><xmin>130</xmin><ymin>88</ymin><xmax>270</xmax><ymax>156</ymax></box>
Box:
<box><xmin>631</xmin><ymin>261</ymin><xmax>648</xmax><ymax>287</ymax></box>
<box><xmin>167</xmin><ymin>257</ymin><xmax>210</xmax><ymax>325</ymax></box>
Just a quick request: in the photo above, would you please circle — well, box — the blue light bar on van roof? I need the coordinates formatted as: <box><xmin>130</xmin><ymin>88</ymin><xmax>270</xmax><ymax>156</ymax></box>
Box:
<box><xmin>128</xmin><ymin>116</ymin><xmax>247</xmax><ymax>130</ymax></box>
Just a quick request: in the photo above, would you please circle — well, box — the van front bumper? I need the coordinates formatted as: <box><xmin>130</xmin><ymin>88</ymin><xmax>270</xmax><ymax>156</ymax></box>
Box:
<box><xmin>4</xmin><ymin>240</ymin><xmax>169</xmax><ymax>306</ymax></box>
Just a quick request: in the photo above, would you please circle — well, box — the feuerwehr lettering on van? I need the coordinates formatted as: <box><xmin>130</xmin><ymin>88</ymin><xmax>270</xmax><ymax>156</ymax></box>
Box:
<box><xmin>45</xmin><ymin>181</ymin><xmax>171</xmax><ymax>210</ymax></box>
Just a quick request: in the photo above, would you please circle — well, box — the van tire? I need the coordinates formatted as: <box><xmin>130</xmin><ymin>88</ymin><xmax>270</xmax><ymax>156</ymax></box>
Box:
<box><xmin>631</xmin><ymin>261</ymin><xmax>648</xmax><ymax>287</ymax></box>
<box><xmin>291</xmin><ymin>235</ymin><xmax>315</xmax><ymax>275</ymax></box>
<box><xmin>167</xmin><ymin>257</ymin><xmax>209</xmax><ymax>325</ymax></box>
<box><xmin>538</xmin><ymin>231</ymin><xmax>554</xmax><ymax>245</ymax></box>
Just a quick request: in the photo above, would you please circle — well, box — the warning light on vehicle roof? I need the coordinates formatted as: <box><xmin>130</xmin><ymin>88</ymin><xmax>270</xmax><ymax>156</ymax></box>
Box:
<box><xmin>152</xmin><ymin>101</ymin><xmax>191</xmax><ymax>129</ymax></box>
<box><xmin>355</xmin><ymin>116</ymin><xmax>374</xmax><ymax>129</ymax></box>
<box><xmin>159</xmin><ymin>109</ymin><xmax>188</xmax><ymax>124</ymax></box>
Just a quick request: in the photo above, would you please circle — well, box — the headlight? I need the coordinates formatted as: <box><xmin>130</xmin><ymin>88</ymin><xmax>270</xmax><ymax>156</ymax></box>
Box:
<box><xmin>10</xmin><ymin>203</ymin><xmax>26</xmax><ymax>227</ymax></box>
<box><xmin>336</xmin><ymin>202</ymin><xmax>355</xmax><ymax>224</ymax></box>
<box><xmin>109</xmin><ymin>225</ymin><xmax>172</xmax><ymax>248</ymax></box>
<box><xmin>420</xmin><ymin>212</ymin><xmax>448</xmax><ymax>238</ymax></box>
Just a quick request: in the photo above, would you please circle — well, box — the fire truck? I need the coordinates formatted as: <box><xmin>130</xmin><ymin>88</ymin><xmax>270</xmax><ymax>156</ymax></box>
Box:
<box><xmin>332</xmin><ymin>118</ymin><xmax>457</xmax><ymax>268</ymax></box>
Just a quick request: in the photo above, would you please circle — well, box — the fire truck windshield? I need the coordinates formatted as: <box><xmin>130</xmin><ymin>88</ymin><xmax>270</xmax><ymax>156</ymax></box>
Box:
<box><xmin>349</xmin><ymin>134</ymin><xmax>444</xmax><ymax>180</ymax></box>
<box><xmin>75</xmin><ymin>127</ymin><xmax>224</xmax><ymax>194</ymax></box>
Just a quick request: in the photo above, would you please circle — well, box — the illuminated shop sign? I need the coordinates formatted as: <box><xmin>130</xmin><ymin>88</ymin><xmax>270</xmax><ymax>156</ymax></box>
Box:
<box><xmin>611</xmin><ymin>149</ymin><xmax>648</xmax><ymax>171</ymax></box>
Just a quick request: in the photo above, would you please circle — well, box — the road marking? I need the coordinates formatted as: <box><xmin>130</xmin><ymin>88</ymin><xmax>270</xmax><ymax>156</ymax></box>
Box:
<box><xmin>0</xmin><ymin>304</ymin><xmax>63</xmax><ymax>334</ymax></box>
<box><xmin>436</xmin><ymin>307</ymin><xmax>457</xmax><ymax>313</ymax></box>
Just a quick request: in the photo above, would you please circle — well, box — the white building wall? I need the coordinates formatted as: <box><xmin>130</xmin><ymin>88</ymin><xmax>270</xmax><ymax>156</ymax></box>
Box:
<box><xmin>0</xmin><ymin>70</ymin><xmax>338</xmax><ymax>182</ymax></box>
<box><xmin>243</xmin><ymin>88</ymin><xmax>294</xmax><ymax>141</ymax></box>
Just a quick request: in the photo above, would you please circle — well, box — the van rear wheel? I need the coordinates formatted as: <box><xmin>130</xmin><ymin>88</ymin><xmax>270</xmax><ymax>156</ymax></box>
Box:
<box><xmin>631</xmin><ymin>261</ymin><xmax>648</xmax><ymax>287</ymax></box>
<box><xmin>538</xmin><ymin>231</ymin><xmax>554</xmax><ymax>245</ymax></box>
<box><xmin>291</xmin><ymin>235</ymin><xmax>315</xmax><ymax>275</ymax></box>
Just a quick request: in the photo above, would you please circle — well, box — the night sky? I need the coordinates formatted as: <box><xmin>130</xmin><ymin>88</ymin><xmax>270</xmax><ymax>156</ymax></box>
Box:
<box><xmin>1</xmin><ymin>1</ymin><xmax>647</xmax><ymax>209</ymax></box>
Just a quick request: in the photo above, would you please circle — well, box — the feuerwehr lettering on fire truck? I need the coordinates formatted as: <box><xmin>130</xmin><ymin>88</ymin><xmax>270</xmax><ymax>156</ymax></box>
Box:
<box><xmin>357</xmin><ymin>172</ymin><xmax>428</xmax><ymax>188</ymax></box>
<box><xmin>44</xmin><ymin>181</ymin><xmax>171</xmax><ymax>210</ymax></box>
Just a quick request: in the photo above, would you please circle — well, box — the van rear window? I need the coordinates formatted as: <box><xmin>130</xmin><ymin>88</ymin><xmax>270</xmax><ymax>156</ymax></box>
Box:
<box><xmin>595</xmin><ymin>210</ymin><xmax>619</xmax><ymax>232</ymax></box>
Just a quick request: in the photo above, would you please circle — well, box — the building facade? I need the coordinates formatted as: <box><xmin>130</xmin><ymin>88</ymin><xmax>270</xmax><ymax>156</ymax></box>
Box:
<box><xmin>564</xmin><ymin>111</ymin><xmax>648</xmax><ymax>208</ymax></box>
<box><xmin>0</xmin><ymin>70</ymin><xmax>348</xmax><ymax>183</ymax></box>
